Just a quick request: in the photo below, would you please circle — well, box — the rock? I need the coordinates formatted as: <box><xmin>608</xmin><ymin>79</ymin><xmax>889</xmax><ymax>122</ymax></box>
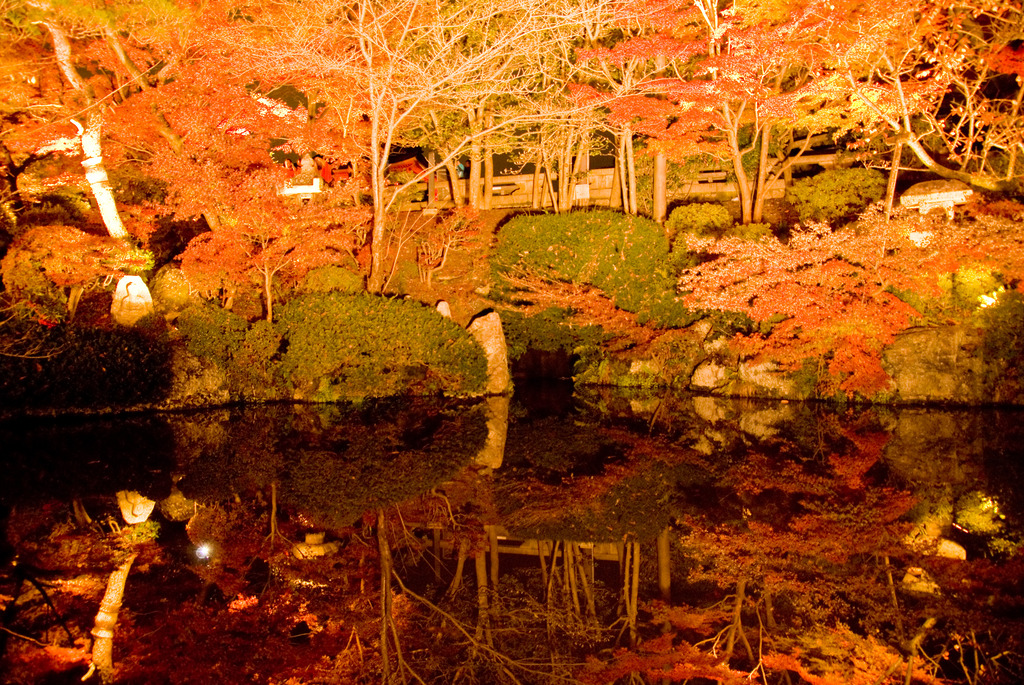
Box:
<box><xmin>293</xmin><ymin>539</ymin><xmax>341</xmax><ymax>559</ymax></box>
<box><xmin>739</xmin><ymin>360</ymin><xmax>802</xmax><ymax>398</ymax></box>
<box><xmin>901</xmin><ymin>566</ymin><xmax>941</xmax><ymax>596</ymax></box>
<box><xmin>110</xmin><ymin>275</ymin><xmax>154</xmax><ymax>326</ymax></box>
<box><xmin>436</xmin><ymin>300</ymin><xmax>452</xmax><ymax>318</ymax></box>
<box><xmin>691</xmin><ymin>361</ymin><xmax>730</xmax><ymax>390</ymax></box>
<box><xmin>150</xmin><ymin>266</ymin><xmax>192</xmax><ymax>315</ymax></box>
<box><xmin>467</xmin><ymin>311</ymin><xmax>512</xmax><ymax>395</ymax></box>
<box><xmin>882</xmin><ymin>326</ymin><xmax>997</xmax><ymax>403</ymax></box>
<box><xmin>739</xmin><ymin>406</ymin><xmax>794</xmax><ymax>440</ymax></box>
<box><xmin>935</xmin><ymin>538</ymin><xmax>967</xmax><ymax>560</ymax></box>
<box><xmin>116</xmin><ymin>490</ymin><xmax>156</xmax><ymax>524</ymax></box>
<box><xmin>159</xmin><ymin>486</ymin><xmax>197</xmax><ymax>522</ymax></box>
<box><xmin>474</xmin><ymin>395</ymin><xmax>509</xmax><ymax>470</ymax></box>
<box><xmin>692</xmin><ymin>396</ymin><xmax>730</xmax><ymax>423</ymax></box>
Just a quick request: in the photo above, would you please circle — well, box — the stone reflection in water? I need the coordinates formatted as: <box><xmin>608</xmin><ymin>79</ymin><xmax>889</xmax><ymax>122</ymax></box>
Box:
<box><xmin>0</xmin><ymin>391</ymin><xmax>1022</xmax><ymax>684</ymax></box>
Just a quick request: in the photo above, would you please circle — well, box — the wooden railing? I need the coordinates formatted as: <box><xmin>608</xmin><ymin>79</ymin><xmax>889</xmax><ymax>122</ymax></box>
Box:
<box><xmin>397</xmin><ymin>152</ymin><xmax>838</xmax><ymax>211</ymax></box>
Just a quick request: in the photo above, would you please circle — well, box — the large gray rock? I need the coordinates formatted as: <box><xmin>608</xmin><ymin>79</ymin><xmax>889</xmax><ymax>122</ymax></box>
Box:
<box><xmin>467</xmin><ymin>311</ymin><xmax>512</xmax><ymax>395</ymax></box>
<box><xmin>882</xmin><ymin>325</ymin><xmax>997</xmax><ymax>403</ymax></box>
<box><xmin>691</xmin><ymin>360</ymin><xmax>731</xmax><ymax>389</ymax></box>
<box><xmin>738</xmin><ymin>360</ymin><xmax>801</xmax><ymax>398</ymax></box>
<box><xmin>474</xmin><ymin>395</ymin><xmax>509</xmax><ymax>470</ymax></box>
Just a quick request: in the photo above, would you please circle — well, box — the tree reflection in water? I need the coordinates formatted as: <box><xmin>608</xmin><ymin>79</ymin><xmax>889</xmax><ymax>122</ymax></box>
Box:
<box><xmin>1</xmin><ymin>389</ymin><xmax>1022</xmax><ymax>684</ymax></box>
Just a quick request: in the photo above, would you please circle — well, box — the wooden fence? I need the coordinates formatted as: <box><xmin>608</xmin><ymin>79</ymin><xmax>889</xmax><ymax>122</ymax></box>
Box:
<box><xmin>398</xmin><ymin>153</ymin><xmax>837</xmax><ymax>212</ymax></box>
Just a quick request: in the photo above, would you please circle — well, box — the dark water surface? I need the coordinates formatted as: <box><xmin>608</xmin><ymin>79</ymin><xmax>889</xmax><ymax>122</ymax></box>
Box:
<box><xmin>2</xmin><ymin>386</ymin><xmax>1022</xmax><ymax>683</ymax></box>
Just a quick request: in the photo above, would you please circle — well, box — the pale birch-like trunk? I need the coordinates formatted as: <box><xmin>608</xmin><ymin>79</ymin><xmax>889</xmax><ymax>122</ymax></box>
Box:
<box><xmin>44</xmin><ymin>22</ymin><xmax>128</xmax><ymax>240</ymax></box>
<box><xmin>608</xmin><ymin>152</ymin><xmax>622</xmax><ymax>209</ymax></box>
<box><xmin>443</xmin><ymin>159</ymin><xmax>465</xmax><ymax>206</ymax></box>
<box><xmin>90</xmin><ymin>553</ymin><xmax>137</xmax><ymax>683</ymax></box>
<box><xmin>625</xmin><ymin>129</ymin><xmax>638</xmax><ymax>216</ymax></box>
<box><xmin>657</xmin><ymin>527</ymin><xmax>672</xmax><ymax>602</ymax></box>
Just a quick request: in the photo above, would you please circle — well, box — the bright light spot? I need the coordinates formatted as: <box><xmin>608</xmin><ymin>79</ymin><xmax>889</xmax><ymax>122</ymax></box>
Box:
<box><xmin>195</xmin><ymin>543</ymin><xmax>212</xmax><ymax>560</ymax></box>
<box><xmin>979</xmin><ymin>286</ymin><xmax>1005</xmax><ymax>308</ymax></box>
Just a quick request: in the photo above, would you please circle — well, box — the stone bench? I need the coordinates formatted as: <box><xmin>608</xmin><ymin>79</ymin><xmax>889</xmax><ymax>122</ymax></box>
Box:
<box><xmin>900</xmin><ymin>179</ymin><xmax>973</xmax><ymax>220</ymax></box>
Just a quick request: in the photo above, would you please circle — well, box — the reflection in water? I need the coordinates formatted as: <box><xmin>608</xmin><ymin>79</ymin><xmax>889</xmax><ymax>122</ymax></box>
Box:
<box><xmin>1</xmin><ymin>388</ymin><xmax>1022</xmax><ymax>684</ymax></box>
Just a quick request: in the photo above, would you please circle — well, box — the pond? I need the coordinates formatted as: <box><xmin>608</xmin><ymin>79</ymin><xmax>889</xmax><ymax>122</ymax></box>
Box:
<box><xmin>2</xmin><ymin>385</ymin><xmax>1022</xmax><ymax>684</ymax></box>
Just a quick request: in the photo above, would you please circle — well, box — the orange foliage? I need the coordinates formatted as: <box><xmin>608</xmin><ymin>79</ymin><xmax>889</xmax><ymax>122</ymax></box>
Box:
<box><xmin>677</xmin><ymin>208</ymin><xmax>1024</xmax><ymax>397</ymax></box>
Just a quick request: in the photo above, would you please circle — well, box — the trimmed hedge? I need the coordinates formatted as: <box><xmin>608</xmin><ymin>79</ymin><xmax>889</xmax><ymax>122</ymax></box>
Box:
<box><xmin>786</xmin><ymin>168</ymin><xmax>887</xmax><ymax>224</ymax></box>
<box><xmin>492</xmin><ymin>210</ymin><xmax>699</xmax><ymax>328</ymax></box>
<box><xmin>666</xmin><ymin>202</ymin><xmax>733</xmax><ymax>238</ymax></box>
<box><xmin>275</xmin><ymin>293</ymin><xmax>487</xmax><ymax>399</ymax></box>
<box><xmin>178</xmin><ymin>293</ymin><xmax>488</xmax><ymax>400</ymax></box>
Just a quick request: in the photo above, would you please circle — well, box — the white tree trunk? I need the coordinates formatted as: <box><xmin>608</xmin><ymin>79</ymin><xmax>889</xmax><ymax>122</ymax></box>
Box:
<box><xmin>90</xmin><ymin>552</ymin><xmax>137</xmax><ymax>683</ymax></box>
<box><xmin>43</xmin><ymin>20</ymin><xmax>129</xmax><ymax>240</ymax></box>
<box><xmin>80</xmin><ymin>116</ymin><xmax>129</xmax><ymax>240</ymax></box>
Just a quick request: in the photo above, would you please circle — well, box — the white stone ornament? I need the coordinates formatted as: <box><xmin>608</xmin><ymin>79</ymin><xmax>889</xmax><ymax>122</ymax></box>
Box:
<box><xmin>116</xmin><ymin>490</ymin><xmax>156</xmax><ymax>525</ymax></box>
<box><xmin>111</xmin><ymin>275</ymin><xmax>154</xmax><ymax>326</ymax></box>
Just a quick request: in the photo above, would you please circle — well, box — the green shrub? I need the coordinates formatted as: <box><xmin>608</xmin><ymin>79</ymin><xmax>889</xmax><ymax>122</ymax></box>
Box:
<box><xmin>785</xmin><ymin>168</ymin><xmax>887</xmax><ymax>224</ymax></box>
<box><xmin>274</xmin><ymin>293</ymin><xmax>487</xmax><ymax>399</ymax></box>
<box><xmin>940</xmin><ymin>265</ymin><xmax>1002</xmax><ymax>313</ymax></box>
<box><xmin>979</xmin><ymin>290</ymin><xmax>1024</xmax><ymax>363</ymax></box>
<box><xmin>733</xmin><ymin>222</ymin><xmax>773</xmax><ymax>241</ymax></box>
<box><xmin>15</xmin><ymin>190</ymin><xmax>92</xmax><ymax>230</ymax></box>
<box><xmin>492</xmin><ymin>210</ymin><xmax>706</xmax><ymax>330</ymax></box>
<box><xmin>176</xmin><ymin>302</ymin><xmax>248</xmax><ymax>367</ymax></box>
<box><xmin>500</xmin><ymin>307</ymin><xmax>608</xmax><ymax>362</ymax></box>
<box><xmin>493</xmin><ymin>211</ymin><xmax>668</xmax><ymax>285</ymax></box>
<box><xmin>494</xmin><ymin>209</ymin><xmax>672</xmax><ymax>305</ymax></box>
<box><xmin>297</xmin><ymin>264</ymin><xmax>363</xmax><ymax>294</ymax></box>
<box><xmin>665</xmin><ymin>203</ymin><xmax>733</xmax><ymax>239</ymax></box>
<box><xmin>0</xmin><ymin>324</ymin><xmax>173</xmax><ymax>409</ymax></box>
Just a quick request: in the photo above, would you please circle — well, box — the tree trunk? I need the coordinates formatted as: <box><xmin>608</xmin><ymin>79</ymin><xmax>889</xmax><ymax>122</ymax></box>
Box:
<box><xmin>482</xmin><ymin>111</ymin><xmax>494</xmax><ymax>210</ymax></box>
<box><xmin>90</xmin><ymin>553</ymin><xmax>138</xmax><ymax>683</ymax></box>
<box><xmin>653</xmin><ymin>55</ymin><xmax>669</xmax><ymax>222</ymax></box>
<box><xmin>624</xmin><ymin>129</ymin><xmax>637</xmax><ymax>216</ymax></box>
<box><xmin>531</xmin><ymin>154</ymin><xmax>543</xmax><ymax>209</ymax></box>
<box><xmin>376</xmin><ymin>511</ymin><xmax>393</xmax><ymax>682</ymax></box>
<box><xmin>367</xmin><ymin>106</ymin><xmax>388</xmax><ymax>292</ymax></box>
<box><xmin>884</xmin><ymin>142</ymin><xmax>903</xmax><ymax>220</ymax></box>
<box><xmin>446</xmin><ymin>538</ymin><xmax>469</xmax><ymax>596</ymax></box>
<box><xmin>541</xmin><ymin>147</ymin><xmax>555</xmax><ymax>210</ymax></box>
<box><xmin>753</xmin><ymin>125</ymin><xmax>770</xmax><ymax>224</ymax></box>
<box><xmin>486</xmin><ymin>525</ymin><xmax>499</xmax><ymax>589</ymax></box>
<box><xmin>657</xmin><ymin>527</ymin><xmax>671</xmax><ymax>602</ymax></box>
<box><xmin>653</xmin><ymin>152</ymin><xmax>667</xmax><ymax>223</ymax></box>
<box><xmin>558</xmin><ymin>136</ymin><xmax>572</xmax><ymax>213</ymax></box>
<box><xmin>474</xmin><ymin>549</ymin><xmax>491</xmax><ymax>645</ymax></box>
<box><xmin>728</xmin><ymin>125</ymin><xmax>753</xmax><ymax>224</ymax></box>
<box><xmin>443</xmin><ymin>159</ymin><xmax>464</xmax><ymax>207</ymax></box>
<box><xmin>608</xmin><ymin>152</ymin><xmax>622</xmax><ymax>209</ymax></box>
<box><xmin>904</xmin><ymin>137</ymin><xmax>1016</xmax><ymax>192</ymax></box>
<box><xmin>43</xmin><ymin>21</ymin><xmax>129</xmax><ymax>241</ymax></box>
<box><xmin>1003</xmin><ymin>83</ymin><xmax>1024</xmax><ymax>180</ymax></box>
